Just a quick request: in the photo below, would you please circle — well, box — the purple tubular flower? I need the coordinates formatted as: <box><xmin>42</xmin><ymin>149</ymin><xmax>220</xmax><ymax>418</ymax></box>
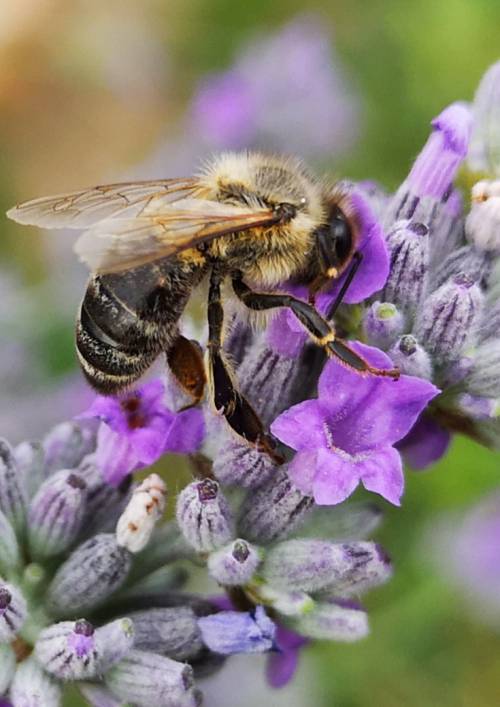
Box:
<box><xmin>82</xmin><ymin>379</ymin><xmax>204</xmax><ymax>486</ymax></box>
<box><xmin>407</xmin><ymin>103</ymin><xmax>472</xmax><ymax>199</ymax></box>
<box><xmin>267</xmin><ymin>189</ymin><xmax>390</xmax><ymax>358</ymax></box>
<box><xmin>266</xmin><ymin>625</ymin><xmax>309</xmax><ymax>689</ymax></box>
<box><xmin>397</xmin><ymin>414</ymin><xmax>451</xmax><ymax>471</ymax></box>
<box><xmin>271</xmin><ymin>342</ymin><xmax>439</xmax><ymax>505</ymax></box>
<box><xmin>198</xmin><ymin>606</ymin><xmax>276</xmax><ymax>655</ymax></box>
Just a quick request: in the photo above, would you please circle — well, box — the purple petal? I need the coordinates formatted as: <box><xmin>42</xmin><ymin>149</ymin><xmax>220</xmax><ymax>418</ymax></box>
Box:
<box><xmin>271</xmin><ymin>400</ymin><xmax>328</xmax><ymax>451</ymax></box>
<box><xmin>407</xmin><ymin>102</ymin><xmax>472</xmax><ymax>200</ymax></box>
<box><xmin>397</xmin><ymin>414</ymin><xmax>451</xmax><ymax>470</ymax></box>
<box><xmin>266</xmin><ymin>648</ymin><xmax>300</xmax><ymax>689</ymax></box>
<box><xmin>324</xmin><ymin>190</ymin><xmax>390</xmax><ymax>305</ymax></box>
<box><xmin>80</xmin><ymin>396</ymin><xmax>128</xmax><ymax>434</ymax></box>
<box><xmin>94</xmin><ymin>425</ymin><xmax>139</xmax><ymax>486</ymax></box>
<box><xmin>129</xmin><ymin>413</ymin><xmax>174</xmax><ymax>464</ymax></box>
<box><xmin>163</xmin><ymin>407</ymin><xmax>205</xmax><ymax>454</ymax></box>
<box><xmin>137</xmin><ymin>378</ymin><xmax>167</xmax><ymax>411</ymax></box>
<box><xmin>359</xmin><ymin>446</ymin><xmax>404</xmax><ymax>506</ymax></box>
<box><xmin>266</xmin><ymin>308</ymin><xmax>308</xmax><ymax>358</ymax></box>
<box><xmin>318</xmin><ymin>342</ymin><xmax>440</xmax><ymax>452</ymax></box>
<box><xmin>293</xmin><ymin>447</ymin><xmax>360</xmax><ymax>506</ymax></box>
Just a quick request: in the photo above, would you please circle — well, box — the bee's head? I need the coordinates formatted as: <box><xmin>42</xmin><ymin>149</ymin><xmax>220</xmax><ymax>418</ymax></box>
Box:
<box><xmin>199</xmin><ymin>152</ymin><xmax>325</xmax><ymax>227</ymax></box>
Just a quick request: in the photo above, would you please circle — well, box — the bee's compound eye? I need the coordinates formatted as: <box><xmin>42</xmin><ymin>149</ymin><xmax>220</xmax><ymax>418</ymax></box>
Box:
<box><xmin>330</xmin><ymin>209</ymin><xmax>353</xmax><ymax>263</ymax></box>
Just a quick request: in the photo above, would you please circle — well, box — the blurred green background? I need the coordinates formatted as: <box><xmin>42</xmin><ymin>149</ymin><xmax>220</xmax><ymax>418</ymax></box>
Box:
<box><xmin>1</xmin><ymin>0</ymin><xmax>500</xmax><ymax>705</ymax></box>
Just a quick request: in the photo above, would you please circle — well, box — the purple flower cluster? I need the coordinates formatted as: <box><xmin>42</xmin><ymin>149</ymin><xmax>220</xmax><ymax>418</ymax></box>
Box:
<box><xmin>2</xmin><ymin>49</ymin><xmax>500</xmax><ymax>707</ymax></box>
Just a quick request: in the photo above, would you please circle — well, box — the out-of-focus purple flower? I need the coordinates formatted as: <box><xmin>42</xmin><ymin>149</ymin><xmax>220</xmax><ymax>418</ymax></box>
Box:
<box><xmin>266</xmin><ymin>625</ymin><xmax>309</xmax><ymax>689</ymax></box>
<box><xmin>468</xmin><ymin>60</ymin><xmax>500</xmax><ymax>175</ymax></box>
<box><xmin>430</xmin><ymin>493</ymin><xmax>500</xmax><ymax>623</ymax></box>
<box><xmin>81</xmin><ymin>379</ymin><xmax>204</xmax><ymax>485</ymax></box>
<box><xmin>198</xmin><ymin>606</ymin><xmax>276</xmax><ymax>656</ymax></box>
<box><xmin>397</xmin><ymin>414</ymin><xmax>451</xmax><ymax>471</ymax></box>
<box><xmin>267</xmin><ymin>189</ymin><xmax>389</xmax><ymax>358</ymax></box>
<box><xmin>191</xmin><ymin>14</ymin><xmax>360</xmax><ymax>159</ymax></box>
<box><xmin>271</xmin><ymin>343</ymin><xmax>439</xmax><ymax>505</ymax></box>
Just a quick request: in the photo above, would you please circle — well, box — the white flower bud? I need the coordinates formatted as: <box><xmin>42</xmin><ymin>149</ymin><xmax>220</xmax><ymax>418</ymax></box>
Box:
<box><xmin>116</xmin><ymin>474</ymin><xmax>167</xmax><ymax>553</ymax></box>
<box><xmin>466</xmin><ymin>179</ymin><xmax>500</xmax><ymax>252</ymax></box>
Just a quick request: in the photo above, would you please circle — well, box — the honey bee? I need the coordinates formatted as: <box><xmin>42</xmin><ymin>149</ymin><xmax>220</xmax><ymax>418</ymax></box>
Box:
<box><xmin>7</xmin><ymin>152</ymin><xmax>398</xmax><ymax>461</ymax></box>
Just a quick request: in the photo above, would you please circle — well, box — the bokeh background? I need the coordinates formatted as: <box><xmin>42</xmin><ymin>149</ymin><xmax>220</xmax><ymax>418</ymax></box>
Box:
<box><xmin>1</xmin><ymin>1</ymin><xmax>500</xmax><ymax>705</ymax></box>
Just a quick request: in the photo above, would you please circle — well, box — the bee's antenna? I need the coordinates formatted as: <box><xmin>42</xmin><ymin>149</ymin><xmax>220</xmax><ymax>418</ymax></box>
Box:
<box><xmin>326</xmin><ymin>251</ymin><xmax>363</xmax><ymax>319</ymax></box>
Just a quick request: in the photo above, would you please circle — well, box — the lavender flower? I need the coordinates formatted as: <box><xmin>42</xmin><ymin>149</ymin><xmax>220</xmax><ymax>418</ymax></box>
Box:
<box><xmin>271</xmin><ymin>342</ymin><xmax>438</xmax><ymax>505</ymax></box>
<box><xmin>198</xmin><ymin>606</ymin><xmax>276</xmax><ymax>655</ymax></box>
<box><xmin>82</xmin><ymin>378</ymin><xmax>204</xmax><ymax>485</ymax></box>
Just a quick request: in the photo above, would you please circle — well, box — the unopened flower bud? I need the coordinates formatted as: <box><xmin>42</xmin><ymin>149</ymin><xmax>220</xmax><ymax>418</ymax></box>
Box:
<box><xmin>437</xmin><ymin>251</ymin><xmax>490</xmax><ymax>305</ymax></box>
<box><xmin>36</xmin><ymin>617</ymin><xmax>134</xmax><ymax>680</ymax></box>
<box><xmin>79</xmin><ymin>684</ymin><xmax>122</xmax><ymax>707</ymax></box>
<box><xmin>207</xmin><ymin>539</ymin><xmax>261</xmax><ymax>586</ymax></box>
<box><xmin>105</xmin><ymin>649</ymin><xmax>201</xmax><ymax>707</ymax></box>
<box><xmin>0</xmin><ymin>509</ymin><xmax>20</xmax><ymax>574</ymax></box>
<box><xmin>261</xmin><ymin>540</ymin><xmax>392</xmax><ymax>596</ymax></box>
<box><xmin>301</xmin><ymin>502</ymin><xmax>384</xmax><ymax>542</ymax></box>
<box><xmin>466</xmin><ymin>339</ymin><xmax>500</xmax><ymax>398</ymax></box>
<box><xmin>198</xmin><ymin>606</ymin><xmax>275</xmax><ymax>655</ymax></box>
<box><xmin>213</xmin><ymin>439</ymin><xmax>278</xmax><ymax>489</ymax></box>
<box><xmin>238</xmin><ymin>467</ymin><xmax>313</xmax><ymax>544</ymax></box>
<box><xmin>130</xmin><ymin>607</ymin><xmax>203</xmax><ymax>661</ymax></box>
<box><xmin>116</xmin><ymin>473</ymin><xmax>167</xmax><ymax>553</ymax></box>
<box><xmin>238</xmin><ymin>339</ymin><xmax>300</xmax><ymax>425</ymax></box>
<box><xmin>414</xmin><ymin>274</ymin><xmax>483</xmax><ymax>363</ymax></box>
<box><xmin>43</xmin><ymin>421</ymin><xmax>96</xmax><ymax>473</ymax></box>
<box><xmin>28</xmin><ymin>470</ymin><xmax>87</xmax><ymax>559</ymax></box>
<box><xmin>382</xmin><ymin>221</ymin><xmax>430</xmax><ymax>318</ymax></box>
<box><xmin>388</xmin><ymin>335</ymin><xmax>433</xmax><ymax>379</ymax></box>
<box><xmin>288</xmin><ymin>599</ymin><xmax>369</xmax><ymax>642</ymax></box>
<box><xmin>363</xmin><ymin>302</ymin><xmax>405</xmax><ymax>350</ymax></box>
<box><xmin>9</xmin><ymin>656</ymin><xmax>62</xmax><ymax>707</ymax></box>
<box><xmin>468</xmin><ymin>60</ymin><xmax>500</xmax><ymax>174</ymax></box>
<box><xmin>466</xmin><ymin>179</ymin><xmax>500</xmax><ymax>253</ymax></box>
<box><xmin>0</xmin><ymin>438</ymin><xmax>26</xmax><ymax>534</ymax></box>
<box><xmin>0</xmin><ymin>643</ymin><xmax>15</xmax><ymax>694</ymax></box>
<box><xmin>78</xmin><ymin>456</ymin><xmax>131</xmax><ymax>535</ymax></box>
<box><xmin>252</xmin><ymin>583</ymin><xmax>314</xmax><ymax>616</ymax></box>
<box><xmin>0</xmin><ymin>582</ymin><xmax>27</xmax><ymax>642</ymax></box>
<box><xmin>14</xmin><ymin>440</ymin><xmax>45</xmax><ymax>499</ymax></box>
<box><xmin>47</xmin><ymin>533</ymin><xmax>132</xmax><ymax>617</ymax></box>
<box><xmin>176</xmin><ymin>479</ymin><xmax>234</xmax><ymax>553</ymax></box>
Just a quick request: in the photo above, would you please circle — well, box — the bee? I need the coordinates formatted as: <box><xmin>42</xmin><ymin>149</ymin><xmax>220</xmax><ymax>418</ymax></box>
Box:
<box><xmin>7</xmin><ymin>152</ymin><xmax>398</xmax><ymax>462</ymax></box>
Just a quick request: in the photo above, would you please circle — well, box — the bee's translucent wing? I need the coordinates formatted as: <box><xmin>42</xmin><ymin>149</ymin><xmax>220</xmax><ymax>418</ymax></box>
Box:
<box><xmin>6</xmin><ymin>178</ymin><xmax>202</xmax><ymax>229</ymax></box>
<box><xmin>74</xmin><ymin>198</ymin><xmax>280</xmax><ymax>273</ymax></box>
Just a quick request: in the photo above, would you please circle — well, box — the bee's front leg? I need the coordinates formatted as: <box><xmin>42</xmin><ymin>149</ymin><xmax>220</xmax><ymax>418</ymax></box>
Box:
<box><xmin>207</xmin><ymin>269</ymin><xmax>284</xmax><ymax>464</ymax></box>
<box><xmin>232</xmin><ymin>273</ymin><xmax>399</xmax><ymax>379</ymax></box>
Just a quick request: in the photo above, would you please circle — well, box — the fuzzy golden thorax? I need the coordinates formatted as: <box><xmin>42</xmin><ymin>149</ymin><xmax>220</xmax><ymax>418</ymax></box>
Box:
<box><xmin>198</xmin><ymin>152</ymin><xmax>328</xmax><ymax>287</ymax></box>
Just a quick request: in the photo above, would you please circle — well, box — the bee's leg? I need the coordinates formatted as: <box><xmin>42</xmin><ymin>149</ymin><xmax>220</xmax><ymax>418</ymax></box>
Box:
<box><xmin>232</xmin><ymin>273</ymin><xmax>399</xmax><ymax>379</ymax></box>
<box><xmin>325</xmin><ymin>251</ymin><xmax>363</xmax><ymax>318</ymax></box>
<box><xmin>167</xmin><ymin>334</ymin><xmax>206</xmax><ymax>409</ymax></box>
<box><xmin>208</xmin><ymin>269</ymin><xmax>284</xmax><ymax>464</ymax></box>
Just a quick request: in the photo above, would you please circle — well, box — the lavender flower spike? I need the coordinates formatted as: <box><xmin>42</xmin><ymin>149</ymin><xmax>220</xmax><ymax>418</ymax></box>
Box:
<box><xmin>10</xmin><ymin>657</ymin><xmax>62</xmax><ymax>707</ymax></box>
<box><xmin>176</xmin><ymin>479</ymin><xmax>234</xmax><ymax>553</ymax></box>
<box><xmin>198</xmin><ymin>606</ymin><xmax>276</xmax><ymax>655</ymax></box>
<box><xmin>272</xmin><ymin>342</ymin><xmax>439</xmax><ymax>506</ymax></box>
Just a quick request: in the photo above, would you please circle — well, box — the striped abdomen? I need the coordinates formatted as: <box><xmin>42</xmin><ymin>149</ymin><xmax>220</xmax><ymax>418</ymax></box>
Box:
<box><xmin>76</xmin><ymin>258</ymin><xmax>206</xmax><ymax>393</ymax></box>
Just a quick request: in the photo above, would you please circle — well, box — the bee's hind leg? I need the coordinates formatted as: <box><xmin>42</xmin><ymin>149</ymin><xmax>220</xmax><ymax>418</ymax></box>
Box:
<box><xmin>167</xmin><ymin>334</ymin><xmax>207</xmax><ymax>409</ymax></box>
<box><xmin>207</xmin><ymin>269</ymin><xmax>284</xmax><ymax>465</ymax></box>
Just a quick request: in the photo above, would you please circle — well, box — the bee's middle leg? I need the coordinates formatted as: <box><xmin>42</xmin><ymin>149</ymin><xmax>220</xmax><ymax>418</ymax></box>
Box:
<box><xmin>232</xmin><ymin>274</ymin><xmax>399</xmax><ymax>379</ymax></box>
<box><xmin>207</xmin><ymin>269</ymin><xmax>284</xmax><ymax>463</ymax></box>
